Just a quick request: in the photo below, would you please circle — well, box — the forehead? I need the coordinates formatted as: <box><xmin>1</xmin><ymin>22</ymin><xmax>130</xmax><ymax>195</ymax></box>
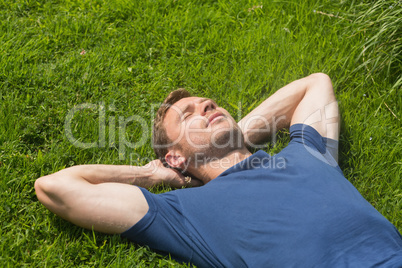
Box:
<box><xmin>165</xmin><ymin>97</ymin><xmax>206</xmax><ymax>118</ymax></box>
<box><xmin>173</xmin><ymin>96</ymin><xmax>202</xmax><ymax>110</ymax></box>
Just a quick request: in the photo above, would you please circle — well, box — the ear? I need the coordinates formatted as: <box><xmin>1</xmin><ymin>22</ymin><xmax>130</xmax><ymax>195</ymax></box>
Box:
<box><xmin>165</xmin><ymin>150</ymin><xmax>187</xmax><ymax>169</ymax></box>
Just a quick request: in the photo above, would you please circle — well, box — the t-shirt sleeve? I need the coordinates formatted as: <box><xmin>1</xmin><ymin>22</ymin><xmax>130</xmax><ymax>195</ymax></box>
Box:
<box><xmin>120</xmin><ymin>187</ymin><xmax>194</xmax><ymax>263</ymax></box>
<box><xmin>289</xmin><ymin>123</ymin><xmax>339</xmax><ymax>168</ymax></box>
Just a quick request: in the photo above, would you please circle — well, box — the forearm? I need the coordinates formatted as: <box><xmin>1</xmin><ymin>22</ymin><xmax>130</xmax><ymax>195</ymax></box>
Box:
<box><xmin>35</xmin><ymin>164</ymin><xmax>155</xmax><ymax>216</ymax></box>
<box><xmin>53</xmin><ymin>164</ymin><xmax>158</xmax><ymax>188</ymax></box>
<box><xmin>238</xmin><ymin>76</ymin><xmax>309</xmax><ymax>146</ymax></box>
<box><xmin>35</xmin><ymin>164</ymin><xmax>157</xmax><ymax>193</ymax></box>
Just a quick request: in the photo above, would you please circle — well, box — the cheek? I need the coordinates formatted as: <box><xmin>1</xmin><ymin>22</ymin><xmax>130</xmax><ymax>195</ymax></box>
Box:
<box><xmin>187</xmin><ymin>116</ymin><xmax>207</xmax><ymax>129</ymax></box>
<box><xmin>165</xmin><ymin>121</ymin><xmax>186</xmax><ymax>146</ymax></box>
<box><xmin>220</xmin><ymin>109</ymin><xmax>235</xmax><ymax>122</ymax></box>
<box><xmin>183</xmin><ymin>117</ymin><xmax>210</xmax><ymax>147</ymax></box>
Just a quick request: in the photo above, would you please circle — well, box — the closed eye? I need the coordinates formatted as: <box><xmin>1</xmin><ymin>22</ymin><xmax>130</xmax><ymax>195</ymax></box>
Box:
<box><xmin>182</xmin><ymin>112</ymin><xmax>191</xmax><ymax>121</ymax></box>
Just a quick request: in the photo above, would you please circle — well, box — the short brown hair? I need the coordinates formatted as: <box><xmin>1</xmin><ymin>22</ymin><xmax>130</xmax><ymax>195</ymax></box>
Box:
<box><xmin>153</xmin><ymin>89</ymin><xmax>191</xmax><ymax>164</ymax></box>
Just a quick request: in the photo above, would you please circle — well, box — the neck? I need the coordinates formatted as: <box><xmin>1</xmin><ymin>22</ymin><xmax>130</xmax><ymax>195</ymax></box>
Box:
<box><xmin>188</xmin><ymin>148</ymin><xmax>252</xmax><ymax>184</ymax></box>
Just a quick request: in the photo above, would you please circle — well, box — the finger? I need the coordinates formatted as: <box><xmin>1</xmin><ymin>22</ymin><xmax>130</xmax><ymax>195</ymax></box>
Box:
<box><xmin>188</xmin><ymin>178</ymin><xmax>203</xmax><ymax>187</ymax></box>
<box><xmin>170</xmin><ymin>175</ymin><xmax>203</xmax><ymax>188</ymax></box>
<box><xmin>169</xmin><ymin>169</ymin><xmax>203</xmax><ymax>188</ymax></box>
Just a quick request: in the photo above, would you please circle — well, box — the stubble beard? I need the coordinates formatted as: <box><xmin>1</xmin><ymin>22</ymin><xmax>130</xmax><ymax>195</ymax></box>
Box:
<box><xmin>185</xmin><ymin>123</ymin><xmax>245</xmax><ymax>167</ymax></box>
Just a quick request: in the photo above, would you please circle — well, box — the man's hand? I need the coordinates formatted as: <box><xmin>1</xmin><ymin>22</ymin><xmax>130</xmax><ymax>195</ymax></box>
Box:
<box><xmin>145</xmin><ymin>160</ymin><xmax>203</xmax><ymax>188</ymax></box>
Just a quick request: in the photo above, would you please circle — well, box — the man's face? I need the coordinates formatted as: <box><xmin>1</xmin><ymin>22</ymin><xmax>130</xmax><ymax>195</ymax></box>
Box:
<box><xmin>163</xmin><ymin>97</ymin><xmax>243</xmax><ymax>159</ymax></box>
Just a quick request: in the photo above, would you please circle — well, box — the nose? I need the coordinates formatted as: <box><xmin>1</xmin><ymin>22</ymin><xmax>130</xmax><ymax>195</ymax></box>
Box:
<box><xmin>199</xmin><ymin>100</ymin><xmax>215</xmax><ymax>116</ymax></box>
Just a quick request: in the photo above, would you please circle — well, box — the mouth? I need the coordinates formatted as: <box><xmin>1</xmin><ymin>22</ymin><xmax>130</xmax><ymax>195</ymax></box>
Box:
<box><xmin>208</xmin><ymin>112</ymin><xmax>225</xmax><ymax>126</ymax></box>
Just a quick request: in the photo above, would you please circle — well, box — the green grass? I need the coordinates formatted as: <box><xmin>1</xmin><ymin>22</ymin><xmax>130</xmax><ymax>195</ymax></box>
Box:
<box><xmin>0</xmin><ymin>0</ymin><xmax>400</xmax><ymax>266</ymax></box>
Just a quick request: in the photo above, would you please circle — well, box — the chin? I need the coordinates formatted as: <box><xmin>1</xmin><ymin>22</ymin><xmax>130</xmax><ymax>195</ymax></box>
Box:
<box><xmin>185</xmin><ymin>124</ymin><xmax>244</xmax><ymax>159</ymax></box>
<box><xmin>210</xmin><ymin>127</ymin><xmax>244</xmax><ymax>151</ymax></box>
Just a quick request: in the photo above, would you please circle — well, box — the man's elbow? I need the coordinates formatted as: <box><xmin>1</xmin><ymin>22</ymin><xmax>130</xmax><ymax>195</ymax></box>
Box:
<box><xmin>35</xmin><ymin>175</ymin><xmax>52</xmax><ymax>204</ymax></box>
<box><xmin>309</xmin><ymin>73</ymin><xmax>332</xmax><ymax>85</ymax></box>
<box><xmin>35</xmin><ymin>175</ymin><xmax>63</xmax><ymax>208</ymax></box>
<box><xmin>309</xmin><ymin>73</ymin><xmax>335</xmax><ymax>97</ymax></box>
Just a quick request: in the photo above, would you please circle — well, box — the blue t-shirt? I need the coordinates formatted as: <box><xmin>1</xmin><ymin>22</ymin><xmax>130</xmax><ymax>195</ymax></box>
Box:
<box><xmin>122</xmin><ymin>124</ymin><xmax>402</xmax><ymax>267</ymax></box>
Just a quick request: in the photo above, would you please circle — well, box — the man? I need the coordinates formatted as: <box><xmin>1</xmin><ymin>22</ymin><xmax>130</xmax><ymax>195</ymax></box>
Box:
<box><xmin>35</xmin><ymin>73</ymin><xmax>402</xmax><ymax>267</ymax></box>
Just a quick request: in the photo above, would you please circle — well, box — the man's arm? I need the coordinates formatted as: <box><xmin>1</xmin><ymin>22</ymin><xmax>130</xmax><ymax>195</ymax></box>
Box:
<box><xmin>35</xmin><ymin>161</ymin><xmax>200</xmax><ymax>234</ymax></box>
<box><xmin>238</xmin><ymin>73</ymin><xmax>339</xmax><ymax>147</ymax></box>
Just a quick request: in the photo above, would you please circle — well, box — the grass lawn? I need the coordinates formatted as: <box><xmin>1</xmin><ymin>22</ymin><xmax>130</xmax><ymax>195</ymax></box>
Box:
<box><xmin>0</xmin><ymin>0</ymin><xmax>400</xmax><ymax>266</ymax></box>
